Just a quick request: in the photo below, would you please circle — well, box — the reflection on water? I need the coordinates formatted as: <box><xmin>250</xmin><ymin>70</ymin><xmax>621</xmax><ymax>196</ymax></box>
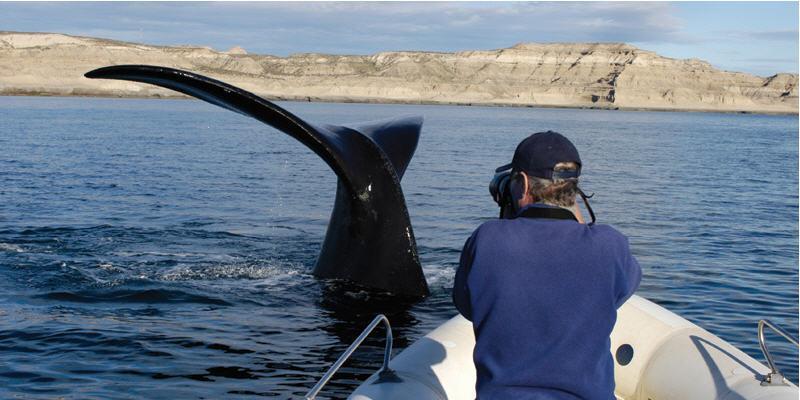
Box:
<box><xmin>0</xmin><ymin>96</ymin><xmax>797</xmax><ymax>397</ymax></box>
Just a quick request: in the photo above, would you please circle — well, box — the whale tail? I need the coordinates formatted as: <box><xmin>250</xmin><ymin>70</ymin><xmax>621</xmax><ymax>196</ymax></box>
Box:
<box><xmin>85</xmin><ymin>65</ymin><xmax>429</xmax><ymax>298</ymax></box>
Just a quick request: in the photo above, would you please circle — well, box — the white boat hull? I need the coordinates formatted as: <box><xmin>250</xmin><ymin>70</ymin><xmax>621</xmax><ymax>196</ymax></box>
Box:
<box><xmin>351</xmin><ymin>295</ymin><xmax>797</xmax><ymax>399</ymax></box>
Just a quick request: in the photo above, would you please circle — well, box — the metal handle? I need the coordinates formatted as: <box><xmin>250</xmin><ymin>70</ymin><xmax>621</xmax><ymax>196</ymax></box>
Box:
<box><xmin>305</xmin><ymin>314</ymin><xmax>396</xmax><ymax>399</ymax></box>
<box><xmin>758</xmin><ymin>319</ymin><xmax>799</xmax><ymax>386</ymax></box>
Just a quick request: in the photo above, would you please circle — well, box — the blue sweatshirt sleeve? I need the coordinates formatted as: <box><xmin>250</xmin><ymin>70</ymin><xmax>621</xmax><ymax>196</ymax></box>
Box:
<box><xmin>616</xmin><ymin>236</ymin><xmax>642</xmax><ymax>308</ymax></box>
<box><xmin>453</xmin><ymin>232</ymin><xmax>477</xmax><ymax>321</ymax></box>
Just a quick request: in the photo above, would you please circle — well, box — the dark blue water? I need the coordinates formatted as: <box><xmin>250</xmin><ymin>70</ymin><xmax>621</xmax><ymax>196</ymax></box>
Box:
<box><xmin>1</xmin><ymin>96</ymin><xmax>797</xmax><ymax>398</ymax></box>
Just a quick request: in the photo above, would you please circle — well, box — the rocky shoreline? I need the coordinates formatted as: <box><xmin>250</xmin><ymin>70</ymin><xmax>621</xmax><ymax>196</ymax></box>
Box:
<box><xmin>5</xmin><ymin>91</ymin><xmax>791</xmax><ymax>116</ymax></box>
<box><xmin>1</xmin><ymin>31</ymin><xmax>797</xmax><ymax>115</ymax></box>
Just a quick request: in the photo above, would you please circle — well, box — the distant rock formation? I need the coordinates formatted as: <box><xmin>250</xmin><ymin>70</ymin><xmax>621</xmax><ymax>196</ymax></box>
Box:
<box><xmin>226</xmin><ymin>46</ymin><xmax>247</xmax><ymax>55</ymax></box>
<box><xmin>0</xmin><ymin>31</ymin><xmax>796</xmax><ymax>114</ymax></box>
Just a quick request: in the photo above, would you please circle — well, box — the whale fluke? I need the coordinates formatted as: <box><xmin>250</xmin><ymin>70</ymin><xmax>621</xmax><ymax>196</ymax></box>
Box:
<box><xmin>85</xmin><ymin>65</ymin><xmax>429</xmax><ymax>298</ymax></box>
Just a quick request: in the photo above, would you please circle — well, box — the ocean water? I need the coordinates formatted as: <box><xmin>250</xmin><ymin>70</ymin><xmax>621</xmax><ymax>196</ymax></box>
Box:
<box><xmin>0</xmin><ymin>96</ymin><xmax>797</xmax><ymax>398</ymax></box>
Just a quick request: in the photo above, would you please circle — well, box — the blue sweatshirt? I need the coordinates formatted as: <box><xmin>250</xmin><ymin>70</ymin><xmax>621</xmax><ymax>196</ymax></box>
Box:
<box><xmin>453</xmin><ymin>205</ymin><xmax>641</xmax><ymax>400</ymax></box>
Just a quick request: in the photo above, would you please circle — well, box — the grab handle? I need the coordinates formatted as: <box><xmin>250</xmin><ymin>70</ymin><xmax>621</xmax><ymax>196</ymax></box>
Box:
<box><xmin>305</xmin><ymin>314</ymin><xmax>398</xmax><ymax>399</ymax></box>
<box><xmin>758</xmin><ymin>319</ymin><xmax>799</xmax><ymax>386</ymax></box>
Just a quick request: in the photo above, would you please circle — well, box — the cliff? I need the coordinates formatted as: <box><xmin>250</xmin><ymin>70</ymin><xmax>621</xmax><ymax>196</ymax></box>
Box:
<box><xmin>0</xmin><ymin>32</ymin><xmax>796</xmax><ymax>114</ymax></box>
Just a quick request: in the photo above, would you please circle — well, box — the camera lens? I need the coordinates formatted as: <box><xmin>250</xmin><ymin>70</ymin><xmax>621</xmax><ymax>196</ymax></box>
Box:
<box><xmin>490</xmin><ymin>169</ymin><xmax>512</xmax><ymax>206</ymax></box>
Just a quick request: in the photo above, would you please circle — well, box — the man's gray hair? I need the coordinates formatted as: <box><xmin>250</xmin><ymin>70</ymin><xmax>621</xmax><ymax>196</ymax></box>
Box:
<box><xmin>514</xmin><ymin>162</ymin><xmax>579</xmax><ymax>208</ymax></box>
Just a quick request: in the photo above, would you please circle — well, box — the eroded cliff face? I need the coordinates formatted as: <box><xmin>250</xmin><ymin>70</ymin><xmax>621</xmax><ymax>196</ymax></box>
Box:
<box><xmin>0</xmin><ymin>32</ymin><xmax>796</xmax><ymax>114</ymax></box>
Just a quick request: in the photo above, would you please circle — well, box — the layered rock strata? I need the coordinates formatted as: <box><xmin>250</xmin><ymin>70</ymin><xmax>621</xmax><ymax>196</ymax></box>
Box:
<box><xmin>0</xmin><ymin>32</ymin><xmax>796</xmax><ymax>114</ymax></box>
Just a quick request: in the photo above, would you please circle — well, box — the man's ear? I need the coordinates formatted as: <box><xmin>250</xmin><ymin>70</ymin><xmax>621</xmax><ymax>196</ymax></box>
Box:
<box><xmin>522</xmin><ymin>172</ymin><xmax>530</xmax><ymax>197</ymax></box>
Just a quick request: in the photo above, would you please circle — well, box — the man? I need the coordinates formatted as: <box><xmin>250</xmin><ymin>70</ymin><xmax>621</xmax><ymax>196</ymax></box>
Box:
<box><xmin>453</xmin><ymin>131</ymin><xmax>641</xmax><ymax>400</ymax></box>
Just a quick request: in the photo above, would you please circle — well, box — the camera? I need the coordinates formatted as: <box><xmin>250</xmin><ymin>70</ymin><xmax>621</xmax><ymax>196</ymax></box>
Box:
<box><xmin>489</xmin><ymin>165</ymin><xmax>514</xmax><ymax>217</ymax></box>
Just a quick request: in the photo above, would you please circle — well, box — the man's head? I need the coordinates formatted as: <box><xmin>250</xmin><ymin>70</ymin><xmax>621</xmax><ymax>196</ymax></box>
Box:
<box><xmin>504</xmin><ymin>131</ymin><xmax>582</xmax><ymax>210</ymax></box>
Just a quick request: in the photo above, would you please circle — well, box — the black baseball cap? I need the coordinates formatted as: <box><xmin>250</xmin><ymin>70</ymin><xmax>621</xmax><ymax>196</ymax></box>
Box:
<box><xmin>497</xmin><ymin>131</ymin><xmax>582</xmax><ymax>180</ymax></box>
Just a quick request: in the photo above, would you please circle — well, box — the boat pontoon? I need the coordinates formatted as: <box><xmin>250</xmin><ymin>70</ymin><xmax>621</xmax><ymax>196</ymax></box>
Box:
<box><xmin>307</xmin><ymin>295</ymin><xmax>798</xmax><ymax>400</ymax></box>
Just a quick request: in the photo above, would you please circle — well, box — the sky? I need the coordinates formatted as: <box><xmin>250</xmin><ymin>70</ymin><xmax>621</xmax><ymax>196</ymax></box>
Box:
<box><xmin>1</xmin><ymin>2</ymin><xmax>797</xmax><ymax>77</ymax></box>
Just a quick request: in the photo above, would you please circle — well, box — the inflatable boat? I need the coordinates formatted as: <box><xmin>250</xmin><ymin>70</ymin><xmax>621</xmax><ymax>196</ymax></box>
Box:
<box><xmin>306</xmin><ymin>295</ymin><xmax>798</xmax><ymax>400</ymax></box>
